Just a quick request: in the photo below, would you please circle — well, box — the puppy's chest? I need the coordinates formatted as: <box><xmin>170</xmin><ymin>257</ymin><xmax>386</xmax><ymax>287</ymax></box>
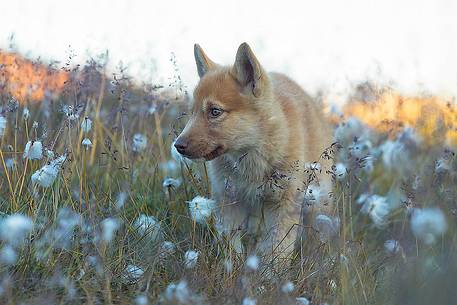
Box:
<box><xmin>212</xmin><ymin>156</ymin><xmax>300</xmax><ymax>206</ymax></box>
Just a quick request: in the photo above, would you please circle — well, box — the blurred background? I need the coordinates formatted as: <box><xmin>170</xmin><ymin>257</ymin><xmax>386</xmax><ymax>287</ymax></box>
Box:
<box><xmin>1</xmin><ymin>0</ymin><xmax>456</xmax><ymax>105</ymax></box>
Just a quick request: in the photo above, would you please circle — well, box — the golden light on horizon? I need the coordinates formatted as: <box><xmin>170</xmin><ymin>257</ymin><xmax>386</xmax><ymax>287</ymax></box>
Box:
<box><xmin>0</xmin><ymin>51</ymin><xmax>68</xmax><ymax>103</ymax></box>
<box><xmin>342</xmin><ymin>91</ymin><xmax>457</xmax><ymax>147</ymax></box>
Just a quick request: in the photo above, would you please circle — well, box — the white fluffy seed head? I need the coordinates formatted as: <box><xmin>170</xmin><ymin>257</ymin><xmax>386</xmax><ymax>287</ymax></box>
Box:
<box><xmin>80</xmin><ymin>118</ymin><xmax>92</xmax><ymax>133</ymax></box>
<box><xmin>246</xmin><ymin>255</ymin><xmax>259</xmax><ymax>271</ymax></box>
<box><xmin>23</xmin><ymin>141</ymin><xmax>43</xmax><ymax>160</ymax></box>
<box><xmin>132</xmin><ymin>133</ymin><xmax>148</xmax><ymax>152</ymax></box>
<box><xmin>81</xmin><ymin>138</ymin><xmax>92</xmax><ymax>150</ymax></box>
<box><xmin>31</xmin><ymin>155</ymin><xmax>66</xmax><ymax>187</ymax></box>
<box><xmin>22</xmin><ymin>108</ymin><xmax>30</xmax><ymax>120</ymax></box>
<box><xmin>187</xmin><ymin>196</ymin><xmax>216</xmax><ymax>224</ymax></box>
<box><xmin>162</xmin><ymin>177</ymin><xmax>181</xmax><ymax>188</ymax></box>
<box><xmin>0</xmin><ymin>214</ymin><xmax>33</xmax><ymax>245</ymax></box>
<box><xmin>133</xmin><ymin>214</ymin><xmax>162</xmax><ymax>241</ymax></box>
<box><xmin>184</xmin><ymin>250</ymin><xmax>199</xmax><ymax>268</ymax></box>
<box><xmin>281</xmin><ymin>281</ymin><xmax>295</xmax><ymax>293</ymax></box>
<box><xmin>101</xmin><ymin>218</ymin><xmax>121</xmax><ymax>243</ymax></box>
<box><xmin>242</xmin><ymin>297</ymin><xmax>257</xmax><ymax>305</ymax></box>
<box><xmin>411</xmin><ymin>208</ymin><xmax>447</xmax><ymax>245</ymax></box>
<box><xmin>0</xmin><ymin>115</ymin><xmax>6</xmax><ymax>136</ymax></box>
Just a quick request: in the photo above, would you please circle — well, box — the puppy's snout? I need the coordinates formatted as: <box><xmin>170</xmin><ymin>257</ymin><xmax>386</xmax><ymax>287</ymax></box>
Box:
<box><xmin>174</xmin><ymin>137</ymin><xmax>189</xmax><ymax>155</ymax></box>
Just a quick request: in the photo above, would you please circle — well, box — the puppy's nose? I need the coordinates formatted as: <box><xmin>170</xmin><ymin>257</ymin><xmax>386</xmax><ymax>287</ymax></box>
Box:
<box><xmin>174</xmin><ymin>138</ymin><xmax>188</xmax><ymax>155</ymax></box>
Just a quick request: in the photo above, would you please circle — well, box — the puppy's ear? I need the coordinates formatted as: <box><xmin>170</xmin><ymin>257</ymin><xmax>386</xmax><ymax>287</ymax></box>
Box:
<box><xmin>194</xmin><ymin>44</ymin><xmax>217</xmax><ymax>78</ymax></box>
<box><xmin>231</xmin><ymin>42</ymin><xmax>266</xmax><ymax>97</ymax></box>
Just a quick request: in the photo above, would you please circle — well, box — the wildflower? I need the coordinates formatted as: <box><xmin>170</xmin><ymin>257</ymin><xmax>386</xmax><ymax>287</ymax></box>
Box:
<box><xmin>0</xmin><ymin>245</ymin><xmax>17</xmax><ymax>265</ymax></box>
<box><xmin>22</xmin><ymin>108</ymin><xmax>30</xmax><ymax>120</ymax></box>
<box><xmin>81</xmin><ymin>138</ymin><xmax>92</xmax><ymax>150</ymax></box>
<box><xmin>133</xmin><ymin>214</ymin><xmax>162</xmax><ymax>241</ymax></box>
<box><xmin>334</xmin><ymin>117</ymin><xmax>369</xmax><ymax>145</ymax></box>
<box><xmin>45</xmin><ymin>149</ymin><xmax>54</xmax><ymax>158</ymax></box>
<box><xmin>164</xmin><ymin>280</ymin><xmax>190</xmax><ymax>303</ymax></box>
<box><xmin>242</xmin><ymin>297</ymin><xmax>257</xmax><ymax>305</ymax></box>
<box><xmin>187</xmin><ymin>196</ymin><xmax>215</xmax><ymax>224</ymax></box>
<box><xmin>31</xmin><ymin>155</ymin><xmax>66</xmax><ymax>187</ymax></box>
<box><xmin>0</xmin><ymin>115</ymin><xmax>6</xmax><ymax>136</ymax></box>
<box><xmin>132</xmin><ymin>133</ymin><xmax>148</xmax><ymax>152</ymax></box>
<box><xmin>315</xmin><ymin>214</ymin><xmax>340</xmax><ymax>241</ymax></box>
<box><xmin>134</xmin><ymin>295</ymin><xmax>148</xmax><ymax>305</ymax></box>
<box><xmin>54</xmin><ymin>207</ymin><xmax>81</xmax><ymax>250</ymax></box>
<box><xmin>62</xmin><ymin>105</ymin><xmax>79</xmax><ymax>121</ymax></box>
<box><xmin>80</xmin><ymin>117</ymin><xmax>92</xmax><ymax>133</ymax></box>
<box><xmin>148</xmin><ymin>104</ymin><xmax>157</xmax><ymax>115</ymax></box>
<box><xmin>23</xmin><ymin>140</ymin><xmax>43</xmax><ymax>160</ymax></box>
<box><xmin>358</xmin><ymin>194</ymin><xmax>391</xmax><ymax>228</ymax></box>
<box><xmin>115</xmin><ymin>191</ymin><xmax>128</xmax><ymax>209</ymax></box>
<box><xmin>162</xmin><ymin>177</ymin><xmax>181</xmax><ymax>188</ymax></box>
<box><xmin>384</xmin><ymin>239</ymin><xmax>401</xmax><ymax>254</ymax></box>
<box><xmin>224</xmin><ymin>259</ymin><xmax>233</xmax><ymax>273</ymax></box>
<box><xmin>304</xmin><ymin>184</ymin><xmax>322</xmax><ymax>204</ymax></box>
<box><xmin>0</xmin><ymin>214</ymin><xmax>33</xmax><ymax>245</ymax></box>
<box><xmin>184</xmin><ymin>250</ymin><xmax>199</xmax><ymax>268</ymax></box>
<box><xmin>411</xmin><ymin>208</ymin><xmax>447</xmax><ymax>245</ymax></box>
<box><xmin>334</xmin><ymin>163</ymin><xmax>347</xmax><ymax>180</ymax></box>
<box><xmin>5</xmin><ymin>158</ymin><xmax>15</xmax><ymax>169</ymax></box>
<box><xmin>101</xmin><ymin>218</ymin><xmax>121</xmax><ymax>243</ymax></box>
<box><xmin>281</xmin><ymin>281</ymin><xmax>295</xmax><ymax>293</ymax></box>
<box><xmin>295</xmin><ymin>297</ymin><xmax>310</xmax><ymax>305</ymax></box>
<box><xmin>124</xmin><ymin>264</ymin><xmax>144</xmax><ymax>281</ymax></box>
<box><xmin>246</xmin><ymin>255</ymin><xmax>259</xmax><ymax>271</ymax></box>
<box><xmin>32</xmin><ymin>121</ymin><xmax>38</xmax><ymax>128</ymax></box>
<box><xmin>379</xmin><ymin>140</ymin><xmax>408</xmax><ymax>170</ymax></box>
<box><xmin>160</xmin><ymin>241</ymin><xmax>176</xmax><ymax>257</ymax></box>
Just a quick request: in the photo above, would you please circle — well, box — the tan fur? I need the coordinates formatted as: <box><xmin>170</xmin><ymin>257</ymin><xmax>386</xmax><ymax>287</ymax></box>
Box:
<box><xmin>176</xmin><ymin>43</ymin><xmax>333</xmax><ymax>262</ymax></box>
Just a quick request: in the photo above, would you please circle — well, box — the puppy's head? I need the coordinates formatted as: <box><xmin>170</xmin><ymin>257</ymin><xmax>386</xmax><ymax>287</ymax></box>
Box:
<box><xmin>175</xmin><ymin>43</ymin><xmax>271</xmax><ymax>161</ymax></box>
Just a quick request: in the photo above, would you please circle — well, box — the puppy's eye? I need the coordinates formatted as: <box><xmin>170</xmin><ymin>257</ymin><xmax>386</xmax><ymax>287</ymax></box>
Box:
<box><xmin>209</xmin><ymin>107</ymin><xmax>223</xmax><ymax>118</ymax></box>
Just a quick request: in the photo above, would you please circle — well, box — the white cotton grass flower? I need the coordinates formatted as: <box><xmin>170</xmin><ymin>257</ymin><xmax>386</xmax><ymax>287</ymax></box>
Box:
<box><xmin>80</xmin><ymin>117</ymin><xmax>92</xmax><ymax>133</ymax></box>
<box><xmin>0</xmin><ymin>115</ymin><xmax>6</xmax><ymax>136</ymax></box>
<box><xmin>384</xmin><ymin>239</ymin><xmax>401</xmax><ymax>254</ymax></box>
<box><xmin>242</xmin><ymin>297</ymin><xmax>257</xmax><ymax>305</ymax></box>
<box><xmin>246</xmin><ymin>255</ymin><xmax>259</xmax><ymax>271</ymax></box>
<box><xmin>379</xmin><ymin>140</ymin><xmax>408</xmax><ymax>170</ymax></box>
<box><xmin>81</xmin><ymin>138</ymin><xmax>92</xmax><ymax>150</ymax></box>
<box><xmin>334</xmin><ymin>163</ymin><xmax>347</xmax><ymax>180</ymax></box>
<box><xmin>23</xmin><ymin>140</ymin><xmax>43</xmax><ymax>160</ymax></box>
<box><xmin>0</xmin><ymin>245</ymin><xmax>17</xmax><ymax>265</ymax></box>
<box><xmin>358</xmin><ymin>194</ymin><xmax>391</xmax><ymax>228</ymax></box>
<box><xmin>115</xmin><ymin>191</ymin><xmax>128</xmax><ymax>209</ymax></box>
<box><xmin>160</xmin><ymin>241</ymin><xmax>176</xmax><ymax>258</ymax></box>
<box><xmin>184</xmin><ymin>250</ymin><xmax>199</xmax><ymax>268</ymax></box>
<box><xmin>5</xmin><ymin>158</ymin><xmax>15</xmax><ymax>169</ymax></box>
<box><xmin>124</xmin><ymin>264</ymin><xmax>144</xmax><ymax>281</ymax></box>
<box><xmin>187</xmin><ymin>196</ymin><xmax>216</xmax><ymax>224</ymax></box>
<box><xmin>164</xmin><ymin>280</ymin><xmax>191</xmax><ymax>303</ymax></box>
<box><xmin>133</xmin><ymin>214</ymin><xmax>162</xmax><ymax>241</ymax></box>
<box><xmin>162</xmin><ymin>177</ymin><xmax>181</xmax><ymax>188</ymax></box>
<box><xmin>31</xmin><ymin>154</ymin><xmax>67</xmax><ymax>187</ymax></box>
<box><xmin>62</xmin><ymin>105</ymin><xmax>79</xmax><ymax>121</ymax></box>
<box><xmin>281</xmin><ymin>281</ymin><xmax>295</xmax><ymax>293</ymax></box>
<box><xmin>295</xmin><ymin>297</ymin><xmax>310</xmax><ymax>305</ymax></box>
<box><xmin>224</xmin><ymin>259</ymin><xmax>233</xmax><ymax>273</ymax></box>
<box><xmin>315</xmin><ymin>214</ymin><xmax>340</xmax><ymax>241</ymax></box>
<box><xmin>411</xmin><ymin>208</ymin><xmax>447</xmax><ymax>245</ymax></box>
<box><xmin>101</xmin><ymin>218</ymin><xmax>121</xmax><ymax>243</ymax></box>
<box><xmin>0</xmin><ymin>214</ymin><xmax>33</xmax><ymax>246</ymax></box>
<box><xmin>45</xmin><ymin>149</ymin><xmax>54</xmax><ymax>159</ymax></box>
<box><xmin>134</xmin><ymin>295</ymin><xmax>148</xmax><ymax>305</ymax></box>
<box><xmin>304</xmin><ymin>184</ymin><xmax>322</xmax><ymax>204</ymax></box>
<box><xmin>32</xmin><ymin>121</ymin><xmax>39</xmax><ymax>129</ymax></box>
<box><xmin>132</xmin><ymin>133</ymin><xmax>148</xmax><ymax>152</ymax></box>
<box><xmin>22</xmin><ymin>107</ymin><xmax>30</xmax><ymax>120</ymax></box>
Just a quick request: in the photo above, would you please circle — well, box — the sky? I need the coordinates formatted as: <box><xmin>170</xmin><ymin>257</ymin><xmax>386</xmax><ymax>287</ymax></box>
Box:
<box><xmin>1</xmin><ymin>0</ymin><xmax>456</xmax><ymax>105</ymax></box>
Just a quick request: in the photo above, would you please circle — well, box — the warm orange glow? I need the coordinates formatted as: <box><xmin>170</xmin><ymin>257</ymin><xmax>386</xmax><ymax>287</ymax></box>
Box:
<box><xmin>0</xmin><ymin>51</ymin><xmax>68</xmax><ymax>103</ymax></box>
<box><xmin>341</xmin><ymin>91</ymin><xmax>457</xmax><ymax>146</ymax></box>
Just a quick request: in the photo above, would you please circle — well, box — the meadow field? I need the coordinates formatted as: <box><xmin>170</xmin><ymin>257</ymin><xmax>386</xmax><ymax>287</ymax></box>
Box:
<box><xmin>0</xmin><ymin>50</ymin><xmax>456</xmax><ymax>305</ymax></box>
